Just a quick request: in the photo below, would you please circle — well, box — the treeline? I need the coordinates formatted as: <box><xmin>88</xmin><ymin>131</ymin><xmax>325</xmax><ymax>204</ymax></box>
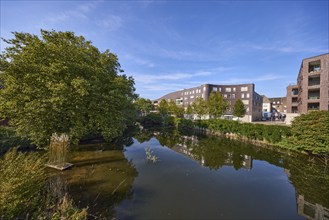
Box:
<box><xmin>139</xmin><ymin>111</ymin><xmax>329</xmax><ymax>155</ymax></box>
<box><xmin>135</xmin><ymin>92</ymin><xmax>246</xmax><ymax>119</ymax></box>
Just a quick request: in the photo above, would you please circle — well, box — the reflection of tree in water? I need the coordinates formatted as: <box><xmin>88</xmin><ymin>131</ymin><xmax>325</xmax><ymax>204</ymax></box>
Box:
<box><xmin>151</xmin><ymin>129</ymin><xmax>329</xmax><ymax>211</ymax></box>
<box><xmin>51</xmin><ymin>139</ymin><xmax>138</xmax><ymax>218</ymax></box>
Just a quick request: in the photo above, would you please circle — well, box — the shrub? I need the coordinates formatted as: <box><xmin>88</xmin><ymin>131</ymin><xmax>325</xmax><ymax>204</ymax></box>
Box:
<box><xmin>0</xmin><ymin>149</ymin><xmax>46</xmax><ymax>218</ymax></box>
<box><xmin>289</xmin><ymin>111</ymin><xmax>329</xmax><ymax>154</ymax></box>
<box><xmin>139</xmin><ymin>113</ymin><xmax>163</xmax><ymax>128</ymax></box>
<box><xmin>0</xmin><ymin>126</ymin><xmax>33</xmax><ymax>154</ymax></box>
<box><xmin>175</xmin><ymin>118</ymin><xmax>194</xmax><ymax>131</ymax></box>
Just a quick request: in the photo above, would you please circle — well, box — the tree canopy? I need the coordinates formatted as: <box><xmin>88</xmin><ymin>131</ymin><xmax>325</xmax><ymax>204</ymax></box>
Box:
<box><xmin>192</xmin><ymin>97</ymin><xmax>208</xmax><ymax>119</ymax></box>
<box><xmin>0</xmin><ymin>30</ymin><xmax>136</xmax><ymax>147</ymax></box>
<box><xmin>207</xmin><ymin>92</ymin><xmax>228</xmax><ymax>118</ymax></box>
<box><xmin>158</xmin><ymin>99</ymin><xmax>169</xmax><ymax>116</ymax></box>
<box><xmin>232</xmin><ymin>99</ymin><xmax>246</xmax><ymax>118</ymax></box>
<box><xmin>135</xmin><ymin>98</ymin><xmax>153</xmax><ymax>116</ymax></box>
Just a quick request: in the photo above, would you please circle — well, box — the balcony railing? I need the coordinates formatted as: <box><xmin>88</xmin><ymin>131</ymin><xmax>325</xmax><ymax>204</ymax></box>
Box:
<box><xmin>308</xmin><ymin>96</ymin><xmax>320</xmax><ymax>100</ymax></box>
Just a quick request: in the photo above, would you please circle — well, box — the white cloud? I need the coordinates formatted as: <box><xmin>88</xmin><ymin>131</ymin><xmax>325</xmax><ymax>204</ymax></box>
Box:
<box><xmin>96</xmin><ymin>15</ymin><xmax>123</xmax><ymax>31</ymax></box>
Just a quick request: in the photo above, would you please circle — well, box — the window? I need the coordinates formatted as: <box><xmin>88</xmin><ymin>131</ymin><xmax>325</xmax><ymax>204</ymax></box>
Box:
<box><xmin>242</xmin><ymin>100</ymin><xmax>249</xmax><ymax>105</ymax></box>
<box><xmin>308</xmin><ymin>60</ymin><xmax>321</xmax><ymax>72</ymax></box>
<box><xmin>224</xmin><ymin>94</ymin><xmax>227</xmax><ymax>98</ymax></box>
<box><xmin>190</xmin><ymin>96</ymin><xmax>194</xmax><ymax>99</ymax></box>
<box><xmin>241</xmin><ymin>86</ymin><xmax>248</xmax><ymax>92</ymax></box>
<box><xmin>246</xmin><ymin>93</ymin><xmax>250</xmax><ymax>98</ymax></box>
<box><xmin>246</xmin><ymin>107</ymin><xmax>249</xmax><ymax>112</ymax></box>
<box><xmin>241</xmin><ymin>94</ymin><xmax>245</xmax><ymax>98</ymax></box>
<box><xmin>233</xmin><ymin>87</ymin><xmax>236</xmax><ymax>92</ymax></box>
<box><xmin>225</xmin><ymin>88</ymin><xmax>231</xmax><ymax>92</ymax></box>
<box><xmin>203</xmin><ymin>86</ymin><xmax>206</xmax><ymax>91</ymax></box>
<box><xmin>213</xmin><ymin>87</ymin><xmax>218</xmax><ymax>92</ymax></box>
<box><xmin>227</xmin><ymin>94</ymin><xmax>231</xmax><ymax>99</ymax></box>
<box><xmin>193</xmin><ymin>90</ymin><xmax>195</xmax><ymax>94</ymax></box>
<box><xmin>232</xmin><ymin>94</ymin><xmax>235</xmax><ymax>99</ymax></box>
<box><xmin>219</xmin><ymin>87</ymin><xmax>222</xmax><ymax>92</ymax></box>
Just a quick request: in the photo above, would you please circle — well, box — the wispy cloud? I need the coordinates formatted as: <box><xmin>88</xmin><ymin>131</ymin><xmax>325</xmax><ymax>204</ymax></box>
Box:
<box><xmin>123</xmin><ymin>54</ymin><xmax>155</xmax><ymax>67</ymax></box>
<box><xmin>42</xmin><ymin>1</ymin><xmax>102</xmax><ymax>24</ymax></box>
<box><xmin>134</xmin><ymin>71</ymin><xmax>212</xmax><ymax>84</ymax></box>
<box><xmin>220</xmin><ymin>74</ymin><xmax>285</xmax><ymax>84</ymax></box>
<box><xmin>96</xmin><ymin>15</ymin><xmax>123</xmax><ymax>31</ymax></box>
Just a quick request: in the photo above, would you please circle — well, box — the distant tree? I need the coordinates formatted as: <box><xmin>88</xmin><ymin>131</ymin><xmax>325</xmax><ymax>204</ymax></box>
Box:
<box><xmin>135</xmin><ymin>98</ymin><xmax>153</xmax><ymax>116</ymax></box>
<box><xmin>158</xmin><ymin>99</ymin><xmax>169</xmax><ymax>116</ymax></box>
<box><xmin>168</xmin><ymin>100</ymin><xmax>184</xmax><ymax>117</ymax></box>
<box><xmin>233</xmin><ymin>99</ymin><xmax>246</xmax><ymax>120</ymax></box>
<box><xmin>192</xmin><ymin>97</ymin><xmax>208</xmax><ymax>119</ymax></box>
<box><xmin>0</xmin><ymin>30</ymin><xmax>136</xmax><ymax>147</ymax></box>
<box><xmin>208</xmin><ymin>92</ymin><xmax>229</xmax><ymax>118</ymax></box>
<box><xmin>185</xmin><ymin>104</ymin><xmax>193</xmax><ymax>119</ymax></box>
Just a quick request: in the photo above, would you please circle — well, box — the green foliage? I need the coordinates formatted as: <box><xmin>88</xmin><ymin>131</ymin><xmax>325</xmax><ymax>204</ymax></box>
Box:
<box><xmin>163</xmin><ymin>116</ymin><xmax>175</xmax><ymax>126</ymax></box>
<box><xmin>139</xmin><ymin>113</ymin><xmax>163</xmax><ymax>128</ymax></box>
<box><xmin>208</xmin><ymin>92</ymin><xmax>229</xmax><ymax>118</ymax></box>
<box><xmin>135</xmin><ymin>98</ymin><xmax>153</xmax><ymax>116</ymax></box>
<box><xmin>50</xmin><ymin>194</ymin><xmax>88</xmax><ymax>220</ymax></box>
<box><xmin>0</xmin><ymin>149</ymin><xmax>46</xmax><ymax>218</ymax></box>
<box><xmin>174</xmin><ymin>118</ymin><xmax>194</xmax><ymax>131</ymax></box>
<box><xmin>192</xmin><ymin>97</ymin><xmax>208</xmax><ymax>119</ymax></box>
<box><xmin>185</xmin><ymin>104</ymin><xmax>193</xmax><ymax>115</ymax></box>
<box><xmin>158</xmin><ymin>99</ymin><xmax>169</xmax><ymax>115</ymax></box>
<box><xmin>289</xmin><ymin>111</ymin><xmax>329</xmax><ymax>154</ymax></box>
<box><xmin>0</xmin><ymin>30</ymin><xmax>136</xmax><ymax>147</ymax></box>
<box><xmin>0</xmin><ymin>126</ymin><xmax>33</xmax><ymax>154</ymax></box>
<box><xmin>200</xmin><ymin>119</ymin><xmax>292</xmax><ymax>144</ymax></box>
<box><xmin>232</xmin><ymin>99</ymin><xmax>246</xmax><ymax>118</ymax></box>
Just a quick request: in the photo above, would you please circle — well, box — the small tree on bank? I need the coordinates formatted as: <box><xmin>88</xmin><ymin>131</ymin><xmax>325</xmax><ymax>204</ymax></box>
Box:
<box><xmin>0</xmin><ymin>30</ymin><xmax>136</xmax><ymax>147</ymax></box>
<box><xmin>208</xmin><ymin>92</ymin><xmax>229</xmax><ymax>119</ymax></box>
<box><xmin>135</xmin><ymin>98</ymin><xmax>153</xmax><ymax>116</ymax></box>
<box><xmin>158</xmin><ymin>99</ymin><xmax>169</xmax><ymax>116</ymax></box>
<box><xmin>233</xmin><ymin>99</ymin><xmax>246</xmax><ymax>121</ymax></box>
<box><xmin>192</xmin><ymin>97</ymin><xmax>208</xmax><ymax>119</ymax></box>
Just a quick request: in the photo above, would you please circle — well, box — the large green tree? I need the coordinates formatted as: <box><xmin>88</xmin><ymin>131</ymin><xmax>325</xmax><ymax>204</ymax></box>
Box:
<box><xmin>232</xmin><ymin>99</ymin><xmax>246</xmax><ymax>119</ymax></box>
<box><xmin>168</xmin><ymin>100</ymin><xmax>184</xmax><ymax>117</ymax></box>
<box><xmin>207</xmin><ymin>92</ymin><xmax>229</xmax><ymax>118</ymax></box>
<box><xmin>0</xmin><ymin>30</ymin><xmax>136</xmax><ymax>147</ymax></box>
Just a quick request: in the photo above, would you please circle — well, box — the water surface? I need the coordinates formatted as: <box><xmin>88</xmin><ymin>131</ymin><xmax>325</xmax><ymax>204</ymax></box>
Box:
<box><xmin>53</xmin><ymin>129</ymin><xmax>329</xmax><ymax>219</ymax></box>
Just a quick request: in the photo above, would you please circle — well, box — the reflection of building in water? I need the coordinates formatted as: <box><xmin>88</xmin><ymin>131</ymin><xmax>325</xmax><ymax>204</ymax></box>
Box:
<box><xmin>225</xmin><ymin>152</ymin><xmax>253</xmax><ymax>170</ymax></box>
<box><xmin>172</xmin><ymin>135</ymin><xmax>201</xmax><ymax>163</ymax></box>
<box><xmin>297</xmin><ymin>194</ymin><xmax>329</xmax><ymax>220</ymax></box>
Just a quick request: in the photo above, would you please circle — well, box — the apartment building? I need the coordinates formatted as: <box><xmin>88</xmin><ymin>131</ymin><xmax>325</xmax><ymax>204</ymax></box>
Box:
<box><xmin>286</xmin><ymin>85</ymin><xmax>299</xmax><ymax>113</ymax></box>
<box><xmin>269</xmin><ymin>97</ymin><xmax>287</xmax><ymax>113</ymax></box>
<box><xmin>153</xmin><ymin>83</ymin><xmax>263</xmax><ymax>122</ymax></box>
<box><xmin>287</xmin><ymin>53</ymin><xmax>329</xmax><ymax>114</ymax></box>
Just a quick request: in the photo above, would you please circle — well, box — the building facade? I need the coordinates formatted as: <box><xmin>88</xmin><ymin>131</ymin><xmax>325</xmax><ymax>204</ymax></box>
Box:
<box><xmin>154</xmin><ymin>83</ymin><xmax>263</xmax><ymax>122</ymax></box>
<box><xmin>286</xmin><ymin>84</ymin><xmax>299</xmax><ymax>113</ymax></box>
<box><xmin>269</xmin><ymin>97</ymin><xmax>287</xmax><ymax>113</ymax></box>
<box><xmin>288</xmin><ymin>53</ymin><xmax>329</xmax><ymax>114</ymax></box>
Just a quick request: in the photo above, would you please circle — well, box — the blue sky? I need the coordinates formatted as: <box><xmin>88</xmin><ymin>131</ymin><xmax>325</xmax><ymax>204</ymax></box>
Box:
<box><xmin>1</xmin><ymin>0</ymin><xmax>328</xmax><ymax>100</ymax></box>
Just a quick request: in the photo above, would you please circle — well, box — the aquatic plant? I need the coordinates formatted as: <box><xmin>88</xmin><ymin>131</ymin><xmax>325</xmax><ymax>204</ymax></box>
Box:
<box><xmin>47</xmin><ymin>133</ymin><xmax>72</xmax><ymax>170</ymax></box>
<box><xmin>145</xmin><ymin>147</ymin><xmax>158</xmax><ymax>163</ymax></box>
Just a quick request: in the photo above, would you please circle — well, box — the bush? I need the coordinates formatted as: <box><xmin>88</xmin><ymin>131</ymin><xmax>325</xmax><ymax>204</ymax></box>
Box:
<box><xmin>175</xmin><ymin>118</ymin><xmax>194</xmax><ymax>131</ymax></box>
<box><xmin>139</xmin><ymin>113</ymin><xmax>163</xmax><ymax>128</ymax></box>
<box><xmin>0</xmin><ymin>149</ymin><xmax>46</xmax><ymax>218</ymax></box>
<box><xmin>198</xmin><ymin>119</ymin><xmax>291</xmax><ymax>144</ymax></box>
<box><xmin>289</xmin><ymin>111</ymin><xmax>329</xmax><ymax>154</ymax></box>
<box><xmin>0</xmin><ymin>126</ymin><xmax>33</xmax><ymax>154</ymax></box>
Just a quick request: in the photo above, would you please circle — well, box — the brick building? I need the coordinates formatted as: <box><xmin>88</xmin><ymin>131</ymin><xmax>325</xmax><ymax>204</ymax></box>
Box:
<box><xmin>286</xmin><ymin>53</ymin><xmax>329</xmax><ymax>114</ymax></box>
<box><xmin>154</xmin><ymin>83</ymin><xmax>263</xmax><ymax>122</ymax></box>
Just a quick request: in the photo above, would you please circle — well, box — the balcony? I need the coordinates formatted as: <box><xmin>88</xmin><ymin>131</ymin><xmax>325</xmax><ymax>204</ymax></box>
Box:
<box><xmin>308</xmin><ymin>60</ymin><xmax>321</xmax><ymax>73</ymax></box>
<box><xmin>308</xmin><ymin>103</ymin><xmax>319</xmax><ymax>111</ymax></box>
<box><xmin>308</xmin><ymin>76</ymin><xmax>320</xmax><ymax>87</ymax></box>
<box><xmin>308</xmin><ymin>90</ymin><xmax>320</xmax><ymax>100</ymax></box>
<box><xmin>291</xmin><ymin>89</ymin><xmax>298</xmax><ymax>96</ymax></box>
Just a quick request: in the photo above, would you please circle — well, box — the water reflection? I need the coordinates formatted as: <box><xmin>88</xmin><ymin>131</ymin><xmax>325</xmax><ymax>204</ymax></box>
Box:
<box><xmin>135</xmin><ymin>129</ymin><xmax>329</xmax><ymax>219</ymax></box>
<box><xmin>48</xmin><ymin>128</ymin><xmax>329</xmax><ymax>219</ymax></box>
